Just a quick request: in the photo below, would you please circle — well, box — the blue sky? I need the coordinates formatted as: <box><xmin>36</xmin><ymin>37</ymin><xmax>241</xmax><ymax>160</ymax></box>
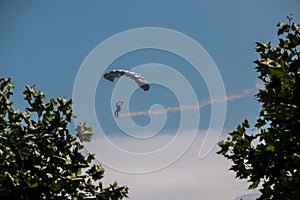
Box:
<box><xmin>1</xmin><ymin>1</ymin><xmax>300</xmax><ymax>199</ymax></box>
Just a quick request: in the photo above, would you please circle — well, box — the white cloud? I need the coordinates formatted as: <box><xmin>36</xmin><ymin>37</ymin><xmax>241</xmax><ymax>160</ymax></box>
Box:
<box><xmin>84</xmin><ymin>130</ymin><xmax>259</xmax><ymax>200</ymax></box>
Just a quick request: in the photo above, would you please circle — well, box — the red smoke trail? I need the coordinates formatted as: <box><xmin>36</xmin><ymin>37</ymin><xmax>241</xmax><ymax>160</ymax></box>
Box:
<box><xmin>118</xmin><ymin>88</ymin><xmax>255</xmax><ymax>118</ymax></box>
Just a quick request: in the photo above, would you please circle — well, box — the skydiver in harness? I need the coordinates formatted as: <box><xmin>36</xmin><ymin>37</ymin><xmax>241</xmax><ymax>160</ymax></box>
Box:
<box><xmin>114</xmin><ymin>101</ymin><xmax>123</xmax><ymax>118</ymax></box>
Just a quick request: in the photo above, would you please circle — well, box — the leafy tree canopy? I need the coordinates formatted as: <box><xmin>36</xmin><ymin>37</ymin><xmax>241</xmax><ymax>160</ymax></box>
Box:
<box><xmin>218</xmin><ymin>14</ymin><xmax>300</xmax><ymax>199</ymax></box>
<box><xmin>0</xmin><ymin>78</ymin><xmax>128</xmax><ymax>199</ymax></box>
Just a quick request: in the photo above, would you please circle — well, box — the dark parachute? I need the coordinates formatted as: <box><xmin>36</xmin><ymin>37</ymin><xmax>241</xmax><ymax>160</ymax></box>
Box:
<box><xmin>103</xmin><ymin>69</ymin><xmax>150</xmax><ymax>91</ymax></box>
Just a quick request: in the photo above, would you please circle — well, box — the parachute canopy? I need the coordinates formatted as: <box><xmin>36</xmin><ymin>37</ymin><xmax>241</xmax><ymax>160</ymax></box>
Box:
<box><xmin>103</xmin><ymin>69</ymin><xmax>150</xmax><ymax>91</ymax></box>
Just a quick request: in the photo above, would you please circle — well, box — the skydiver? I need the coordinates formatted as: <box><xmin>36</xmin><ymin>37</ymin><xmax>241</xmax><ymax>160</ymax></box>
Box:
<box><xmin>114</xmin><ymin>101</ymin><xmax>123</xmax><ymax>118</ymax></box>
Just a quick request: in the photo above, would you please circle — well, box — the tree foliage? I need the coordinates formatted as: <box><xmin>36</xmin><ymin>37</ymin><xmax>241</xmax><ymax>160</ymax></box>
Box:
<box><xmin>218</xmin><ymin>14</ymin><xmax>300</xmax><ymax>199</ymax></box>
<box><xmin>0</xmin><ymin>78</ymin><xmax>128</xmax><ymax>199</ymax></box>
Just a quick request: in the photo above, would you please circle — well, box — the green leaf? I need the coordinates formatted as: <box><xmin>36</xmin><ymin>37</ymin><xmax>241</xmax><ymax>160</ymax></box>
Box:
<box><xmin>248</xmin><ymin>179</ymin><xmax>260</xmax><ymax>189</ymax></box>
<box><xmin>266</xmin><ymin>145</ymin><xmax>275</xmax><ymax>152</ymax></box>
<box><xmin>53</xmin><ymin>155</ymin><xmax>72</xmax><ymax>165</ymax></box>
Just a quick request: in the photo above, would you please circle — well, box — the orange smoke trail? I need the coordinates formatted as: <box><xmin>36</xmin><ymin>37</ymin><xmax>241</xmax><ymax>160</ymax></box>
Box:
<box><xmin>118</xmin><ymin>88</ymin><xmax>255</xmax><ymax>118</ymax></box>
